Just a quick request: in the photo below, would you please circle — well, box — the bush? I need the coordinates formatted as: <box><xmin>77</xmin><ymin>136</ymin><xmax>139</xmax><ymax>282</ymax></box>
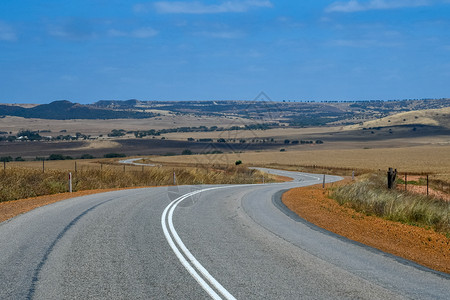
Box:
<box><xmin>235</xmin><ymin>160</ymin><xmax>242</xmax><ymax>166</ymax></box>
<box><xmin>182</xmin><ymin>149</ymin><xmax>193</xmax><ymax>155</ymax></box>
<box><xmin>80</xmin><ymin>154</ymin><xmax>94</xmax><ymax>159</ymax></box>
<box><xmin>0</xmin><ymin>156</ymin><xmax>13</xmax><ymax>162</ymax></box>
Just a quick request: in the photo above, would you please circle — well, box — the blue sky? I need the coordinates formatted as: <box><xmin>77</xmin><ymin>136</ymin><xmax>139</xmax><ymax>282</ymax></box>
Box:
<box><xmin>1</xmin><ymin>0</ymin><xmax>450</xmax><ymax>103</ymax></box>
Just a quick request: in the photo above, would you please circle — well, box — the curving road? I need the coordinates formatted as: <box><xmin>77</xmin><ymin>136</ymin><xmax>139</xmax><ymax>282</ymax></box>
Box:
<box><xmin>0</xmin><ymin>169</ymin><xmax>448</xmax><ymax>299</ymax></box>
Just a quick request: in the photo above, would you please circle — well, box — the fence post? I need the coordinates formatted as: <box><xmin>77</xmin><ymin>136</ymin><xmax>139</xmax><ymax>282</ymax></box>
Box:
<box><xmin>405</xmin><ymin>173</ymin><xmax>407</xmax><ymax>191</ymax></box>
<box><xmin>322</xmin><ymin>174</ymin><xmax>326</xmax><ymax>188</ymax></box>
<box><xmin>173</xmin><ymin>169</ymin><xmax>176</xmax><ymax>185</ymax></box>
<box><xmin>387</xmin><ymin>168</ymin><xmax>397</xmax><ymax>189</ymax></box>
<box><xmin>352</xmin><ymin>170</ymin><xmax>355</xmax><ymax>181</ymax></box>
<box><xmin>123</xmin><ymin>165</ymin><xmax>126</xmax><ymax>172</ymax></box>
<box><xmin>427</xmin><ymin>174</ymin><xmax>429</xmax><ymax>196</ymax></box>
<box><xmin>69</xmin><ymin>172</ymin><xmax>72</xmax><ymax>193</ymax></box>
<box><xmin>75</xmin><ymin>161</ymin><xmax>77</xmax><ymax>173</ymax></box>
<box><xmin>42</xmin><ymin>160</ymin><xmax>45</xmax><ymax>173</ymax></box>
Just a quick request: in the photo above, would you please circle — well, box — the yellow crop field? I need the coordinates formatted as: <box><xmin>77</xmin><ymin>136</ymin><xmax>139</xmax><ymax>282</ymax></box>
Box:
<box><xmin>151</xmin><ymin>145</ymin><xmax>450</xmax><ymax>179</ymax></box>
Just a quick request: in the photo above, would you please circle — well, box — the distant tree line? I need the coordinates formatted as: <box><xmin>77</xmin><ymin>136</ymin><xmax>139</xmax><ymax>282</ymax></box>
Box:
<box><xmin>132</xmin><ymin>124</ymin><xmax>276</xmax><ymax>138</ymax></box>
<box><xmin>0</xmin><ymin>129</ymin><xmax>90</xmax><ymax>142</ymax></box>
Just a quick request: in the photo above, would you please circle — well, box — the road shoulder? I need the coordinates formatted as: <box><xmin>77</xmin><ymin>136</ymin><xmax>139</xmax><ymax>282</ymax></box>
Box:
<box><xmin>281</xmin><ymin>183</ymin><xmax>450</xmax><ymax>274</ymax></box>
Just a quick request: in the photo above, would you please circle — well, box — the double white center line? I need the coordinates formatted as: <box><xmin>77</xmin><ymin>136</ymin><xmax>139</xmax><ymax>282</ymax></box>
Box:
<box><xmin>161</xmin><ymin>187</ymin><xmax>237</xmax><ymax>300</ymax></box>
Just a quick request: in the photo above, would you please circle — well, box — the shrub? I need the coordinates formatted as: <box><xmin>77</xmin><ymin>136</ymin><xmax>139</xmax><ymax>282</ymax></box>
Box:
<box><xmin>182</xmin><ymin>149</ymin><xmax>193</xmax><ymax>155</ymax></box>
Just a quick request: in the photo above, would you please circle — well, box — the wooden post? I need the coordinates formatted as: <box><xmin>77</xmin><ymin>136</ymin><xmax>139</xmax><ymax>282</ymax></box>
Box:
<box><xmin>75</xmin><ymin>161</ymin><xmax>77</xmax><ymax>173</ymax></box>
<box><xmin>405</xmin><ymin>173</ymin><xmax>407</xmax><ymax>191</ymax></box>
<box><xmin>427</xmin><ymin>174</ymin><xmax>429</xmax><ymax>196</ymax></box>
<box><xmin>123</xmin><ymin>165</ymin><xmax>126</xmax><ymax>172</ymax></box>
<box><xmin>42</xmin><ymin>160</ymin><xmax>45</xmax><ymax>173</ymax></box>
<box><xmin>387</xmin><ymin>168</ymin><xmax>397</xmax><ymax>189</ymax></box>
<box><xmin>322</xmin><ymin>174</ymin><xmax>326</xmax><ymax>188</ymax></box>
<box><xmin>352</xmin><ymin>170</ymin><xmax>355</xmax><ymax>181</ymax></box>
<box><xmin>173</xmin><ymin>169</ymin><xmax>176</xmax><ymax>185</ymax></box>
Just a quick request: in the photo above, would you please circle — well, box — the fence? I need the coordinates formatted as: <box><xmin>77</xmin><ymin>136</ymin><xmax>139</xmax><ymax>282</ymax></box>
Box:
<box><xmin>387</xmin><ymin>168</ymin><xmax>450</xmax><ymax>201</ymax></box>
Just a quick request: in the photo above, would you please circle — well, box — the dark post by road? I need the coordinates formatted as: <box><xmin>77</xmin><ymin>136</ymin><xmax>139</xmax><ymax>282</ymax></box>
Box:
<box><xmin>173</xmin><ymin>169</ymin><xmax>176</xmax><ymax>185</ymax></box>
<box><xmin>405</xmin><ymin>173</ymin><xmax>407</xmax><ymax>191</ymax></box>
<box><xmin>322</xmin><ymin>174</ymin><xmax>326</xmax><ymax>188</ymax></box>
<box><xmin>352</xmin><ymin>170</ymin><xmax>355</xmax><ymax>181</ymax></box>
<box><xmin>75</xmin><ymin>161</ymin><xmax>77</xmax><ymax>173</ymax></box>
<box><xmin>123</xmin><ymin>165</ymin><xmax>126</xmax><ymax>172</ymax></box>
<box><xmin>42</xmin><ymin>160</ymin><xmax>45</xmax><ymax>173</ymax></box>
<box><xmin>387</xmin><ymin>168</ymin><xmax>397</xmax><ymax>189</ymax></box>
<box><xmin>427</xmin><ymin>175</ymin><xmax>429</xmax><ymax>196</ymax></box>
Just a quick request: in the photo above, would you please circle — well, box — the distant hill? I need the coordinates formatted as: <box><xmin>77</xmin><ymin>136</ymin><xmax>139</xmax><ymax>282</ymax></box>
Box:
<box><xmin>1</xmin><ymin>98</ymin><xmax>449</xmax><ymax>124</ymax></box>
<box><xmin>350</xmin><ymin>107</ymin><xmax>450</xmax><ymax>130</ymax></box>
<box><xmin>0</xmin><ymin>100</ymin><xmax>156</xmax><ymax>120</ymax></box>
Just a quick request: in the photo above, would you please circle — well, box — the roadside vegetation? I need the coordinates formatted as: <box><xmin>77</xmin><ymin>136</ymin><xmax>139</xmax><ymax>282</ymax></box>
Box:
<box><xmin>0</xmin><ymin>165</ymin><xmax>275</xmax><ymax>203</ymax></box>
<box><xmin>331</xmin><ymin>173</ymin><xmax>450</xmax><ymax>235</ymax></box>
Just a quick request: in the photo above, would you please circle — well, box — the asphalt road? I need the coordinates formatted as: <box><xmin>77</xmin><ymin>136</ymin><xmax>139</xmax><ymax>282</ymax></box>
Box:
<box><xmin>0</xmin><ymin>169</ymin><xmax>448</xmax><ymax>299</ymax></box>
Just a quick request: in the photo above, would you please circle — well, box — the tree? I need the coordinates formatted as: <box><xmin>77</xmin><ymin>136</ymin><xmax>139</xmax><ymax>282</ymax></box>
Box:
<box><xmin>182</xmin><ymin>149</ymin><xmax>193</xmax><ymax>155</ymax></box>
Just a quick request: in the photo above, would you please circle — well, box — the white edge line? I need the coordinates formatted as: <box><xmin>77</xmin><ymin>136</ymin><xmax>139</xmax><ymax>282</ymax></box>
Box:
<box><xmin>162</xmin><ymin>187</ymin><xmax>238</xmax><ymax>300</ymax></box>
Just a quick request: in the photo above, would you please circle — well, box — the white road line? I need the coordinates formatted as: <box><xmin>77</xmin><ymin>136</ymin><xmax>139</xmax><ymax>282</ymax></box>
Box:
<box><xmin>161</xmin><ymin>187</ymin><xmax>238</xmax><ymax>300</ymax></box>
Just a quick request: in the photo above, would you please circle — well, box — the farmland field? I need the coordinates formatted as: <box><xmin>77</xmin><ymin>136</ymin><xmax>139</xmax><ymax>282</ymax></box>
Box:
<box><xmin>150</xmin><ymin>145</ymin><xmax>450</xmax><ymax>180</ymax></box>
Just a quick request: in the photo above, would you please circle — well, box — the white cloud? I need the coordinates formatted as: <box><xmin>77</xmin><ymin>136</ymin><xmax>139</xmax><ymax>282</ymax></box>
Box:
<box><xmin>135</xmin><ymin>0</ymin><xmax>272</xmax><ymax>14</ymax></box>
<box><xmin>330</xmin><ymin>38</ymin><xmax>402</xmax><ymax>47</ymax></box>
<box><xmin>108</xmin><ymin>27</ymin><xmax>158</xmax><ymax>38</ymax></box>
<box><xmin>325</xmin><ymin>0</ymin><xmax>431</xmax><ymax>13</ymax></box>
<box><xmin>0</xmin><ymin>21</ymin><xmax>17</xmax><ymax>41</ymax></box>
<box><xmin>131</xmin><ymin>27</ymin><xmax>159</xmax><ymax>38</ymax></box>
<box><xmin>48</xmin><ymin>19</ymin><xmax>95</xmax><ymax>40</ymax></box>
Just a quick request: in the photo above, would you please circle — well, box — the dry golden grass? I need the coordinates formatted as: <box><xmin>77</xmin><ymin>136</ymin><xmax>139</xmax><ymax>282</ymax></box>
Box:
<box><xmin>346</xmin><ymin>107</ymin><xmax>450</xmax><ymax>130</ymax></box>
<box><xmin>151</xmin><ymin>145</ymin><xmax>450</xmax><ymax>180</ymax></box>
<box><xmin>0</xmin><ymin>115</ymin><xmax>249</xmax><ymax>136</ymax></box>
<box><xmin>159</xmin><ymin>127</ymin><xmax>338</xmax><ymax>141</ymax></box>
<box><xmin>0</xmin><ymin>163</ymin><xmax>277</xmax><ymax>203</ymax></box>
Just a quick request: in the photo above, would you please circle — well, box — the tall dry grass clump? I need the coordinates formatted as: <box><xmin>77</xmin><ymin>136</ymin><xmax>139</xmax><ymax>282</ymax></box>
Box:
<box><xmin>0</xmin><ymin>166</ymin><xmax>272</xmax><ymax>203</ymax></box>
<box><xmin>331</xmin><ymin>173</ymin><xmax>450</xmax><ymax>234</ymax></box>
